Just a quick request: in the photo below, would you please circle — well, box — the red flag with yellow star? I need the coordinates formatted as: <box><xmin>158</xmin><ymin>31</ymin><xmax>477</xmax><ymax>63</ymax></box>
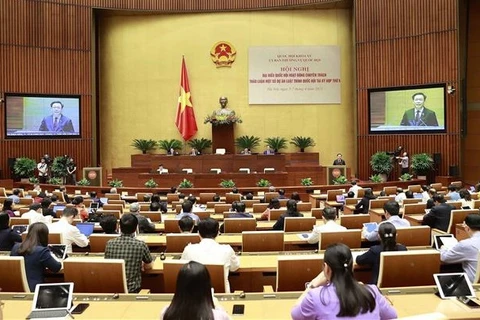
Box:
<box><xmin>175</xmin><ymin>57</ymin><xmax>198</xmax><ymax>141</ymax></box>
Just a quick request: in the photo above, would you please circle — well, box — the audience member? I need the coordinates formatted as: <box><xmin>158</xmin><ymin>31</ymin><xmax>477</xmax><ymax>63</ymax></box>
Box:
<box><xmin>149</xmin><ymin>202</ymin><xmax>161</xmax><ymax>212</ymax></box>
<box><xmin>291</xmin><ymin>243</ymin><xmax>397</xmax><ymax>319</ymax></box>
<box><xmin>273</xmin><ymin>199</ymin><xmax>304</xmax><ymax>231</ymax></box>
<box><xmin>348</xmin><ymin>180</ymin><xmax>362</xmax><ymax>198</ymax></box>
<box><xmin>261</xmin><ymin>198</ymin><xmax>281</xmax><ymax>220</ymax></box>
<box><xmin>420</xmin><ymin>185</ymin><xmax>430</xmax><ymax>203</ymax></box>
<box><xmin>105</xmin><ymin>214</ymin><xmax>153</xmax><ymax>293</ymax></box>
<box><xmin>34</xmin><ymin>191</ymin><xmax>47</xmax><ymax>204</ymax></box>
<box><xmin>181</xmin><ymin>218</ymin><xmax>240</xmax><ymax>293</ymax></box>
<box><xmin>71</xmin><ymin>196</ymin><xmax>88</xmax><ymax>222</ymax></box>
<box><xmin>41</xmin><ymin>198</ymin><xmax>55</xmax><ymax>218</ymax></box>
<box><xmin>100</xmin><ymin>214</ymin><xmax>118</xmax><ymax>234</ymax></box>
<box><xmin>48</xmin><ymin>207</ymin><xmax>89</xmax><ymax>253</ymax></box>
<box><xmin>290</xmin><ymin>192</ymin><xmax>302</xmax><ymax>203</ymax></box>
<box><xmin>109</xmin><ymin>187</ymin><xmax>118</xmax><ymax>194</ymax></box>
<box><xmin>426</xmin><ymin>188</ymin><xmax>437</xmax><ymax>209</ymax></box>
<box><xmin>459</xmin><ymin>189</ymin><xmax>474</xmax><ymax>209</ymax></box>
<box><xmin>447</xmin><ymin>184</ymin><xmax>460</xmax><ymax>201</ymax></box>
<box><xmin>22</xmin><ymin>203</ymin><xmax>52</xmax><ymax>225</ymax></box>
<box><xmin>306</xmin><ymin>207</ymin><xmax>346</xmax><ymax>244</ymax></box>
<box><xmin>394</xmin><ymin>188</ymin><xmax>406</xmax><ymax>205</ymax></box>
<box><xmin>59</xmin><ymin>186</ymin><xmax>70</xmax><ymax>203</ymax></box>
<box><xmin>178</xmin><ymin>216</ymin><xmax>195</xmax><ymax>233</ymax></box>
<box><xmin>212</xmin><ymin>194</ymin><xmax>221</xmax><ymax>202</ymax></box>
<box><xmin>278</xmin><ymin>189</ymin><xmax>287</xmax><ymax>199</ymax></box>
<box><xmin>440</xmin><ymin>214</ymin><xmax>480</xmax><ymax>282</ymax></box>
<box><xmin>0</xmin><ymin>212</ymin><xmax>22</xmax><ymax>251</ymax></box>
<box><xmin>10</xmin><ymin>222</ymin><xmax>62</xmax><ymax>292</ymax></box>
<box><xmin>8</xmin><ymin>189</ymin><xmax>21</xmax><ymax>204</ymax></box>
<box><xmin>161</xmin><ymin>261</ymin><xmax>229</xmax><ymax>320</ymax></box>
<box><xmin>129</xmin><ymin>202</ymin><xmax>155</xmax><ymax>233</ymax></box>
<box><xmin>354</xmin><ymin>189</ymin><xmax>376</xmax><ymax>214</ymax></box>
<box><xmin>363</xmin><ymin>201</ymin><xmax>410</xmax><ymax>242</ymax></box>
<box><xmin>421</xmin><ymin>194</ymin><xmax>453</xmax><ymax>232</ymax></box>
<box><xmin>176</xmin><ymin>200</ymin><xmax>200</xmax><ymax>225</ymax></box>
<box><xmin>2</xmin><ymin>199</ymin><xmax>15</xmax><ymax>217</ymax></box>
<box><xmin>245</xmin><ymin>193</ymin><xmax>254</xmax><ymax>200</ymax></box>
<box><xmin>356</xmin><ymin>222</ymin><xmax>407</xmax><ymax>284</ymax></box>
<box><xmin>89</xmin><ymin>191</ymin><xmax>102</xmax><ymax>207</ymax></box>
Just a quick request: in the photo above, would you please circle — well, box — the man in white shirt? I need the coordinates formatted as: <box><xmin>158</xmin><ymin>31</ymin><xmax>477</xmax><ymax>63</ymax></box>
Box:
<box><xmin>364</xmin><ymin>201</ymin><xmax>410</xmax><ymax>242</ymax></box>
<box><xmin>48</xmin><ymin>207</ymin><xmax>89</xmax><ymax>253</ymax></box>
<box><xmin>440</xmin><ymin>214</ymin><xmax>480</xmax><ymax>282</ymax></box>
<box><xmin>394</xmin><ymin>188</ymin><xmax>407</xmax><ymax>205</ymax></box>
<box><xmin>181</xmin><ymin>218</ymin><xmax>240</xmax><ymax>293</ymax></box>
<box><xmin>306</xmin><ymin>208</ymin><xmax>346</xmax><ymax>244</ymax></box>
<box><xmin>21</xmin><ymin>203</ymin><xmax>52</xmax><ymax>225</ymax></box>
<box><xmin>347</xmin><ymin>181</ymin><xmax>362</xmax><ymax>198</ymax></box>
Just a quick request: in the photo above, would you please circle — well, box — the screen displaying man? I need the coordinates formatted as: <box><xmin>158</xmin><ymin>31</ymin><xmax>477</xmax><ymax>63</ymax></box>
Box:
<box><xmin>400</xmin><ymin>92</ymin><xmax>439</xmax><ymax>127</ymax></box>
<box><xmin>39</xmin><ymin>101</ymin><xmax>74</xmax><ymax>132</ymax></box>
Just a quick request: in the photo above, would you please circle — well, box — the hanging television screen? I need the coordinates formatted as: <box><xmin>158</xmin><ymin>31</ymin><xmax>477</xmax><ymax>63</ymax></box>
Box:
<box><xmin>5</xmin><ymin>94</ymin><xmax>81</xmax><ymax>139</ymax></box>
<box><xmin>368</xmin><ymin>84</ymin><xmax>446</xmax><ymax>134</ymax></box>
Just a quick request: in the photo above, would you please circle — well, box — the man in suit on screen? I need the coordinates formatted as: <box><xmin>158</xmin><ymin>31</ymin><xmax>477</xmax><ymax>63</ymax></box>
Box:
<box><xmin>400</xmin><ymin>92</ymin><xmax>439</xmax><ymax>126</ymax></box>
<box><xmin>39</xmin><ymin>101</ymin><xmax>75</xmax><ymax>132</ymax></box>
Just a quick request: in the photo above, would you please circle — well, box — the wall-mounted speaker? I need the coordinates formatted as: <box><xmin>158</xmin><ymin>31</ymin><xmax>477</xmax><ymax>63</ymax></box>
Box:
<box><xmin>433</xmin><ymin>153</ymin><xmax>441</xmax><ymax>166</ymax></box>
<box><xmin>449</xmin><ymin>165</ymin><xmax>459</xmax><ymax>177</ymax></box>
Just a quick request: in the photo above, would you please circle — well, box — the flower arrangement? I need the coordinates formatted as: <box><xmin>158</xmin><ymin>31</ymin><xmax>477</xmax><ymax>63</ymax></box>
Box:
<box><xmin>204</xmin><ymin>113</ymin><xmax>242</xmax><ymax>125</ymax></box>
<box><xmin>145</xmin><ymin>178</ymin><xmax>158</xmax><ymax>188</ymax></box>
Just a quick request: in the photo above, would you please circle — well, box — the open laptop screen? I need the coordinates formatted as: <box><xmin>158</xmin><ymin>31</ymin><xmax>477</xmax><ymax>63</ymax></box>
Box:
<box><xmin>33</xmin><ymin>283</ymin><xmax>73</xmax><ymax>310</ymax></box>
<box><xmin>76</xmin><ymin>223</ymin><xmax>95</xmax><ymax>237</ymax></box>
<box><xmin>53</xmin><ymin>205</ymin><xmax>66</xmax><ymax>213</ymax></box>
<box><xmin>434</xmin><ymin>273</ymin><xmax>475</xmax><ymax>299</ymax></box>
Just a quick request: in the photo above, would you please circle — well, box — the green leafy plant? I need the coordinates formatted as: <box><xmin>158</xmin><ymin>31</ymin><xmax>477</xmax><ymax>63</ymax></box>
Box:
<box><xmin>131</xmin><ymin>139</ymin><xmax>157</xmax><ymax>154</ymax></box>
<box><xmin>13</xmin><ymin>157</ymin><xmax>36</xmax><ymax>178</ymax></box>
<box><xmin>187</xmin><ymin>138</ymin><xmax>212</xmax><ymax>154</ymax></box>
<box><xmin>158</xmin><ymin>139</ymin><xmax>183</xmax><ymax>153</ymax></box>
<box><xmin>51</xmin><ymin>156</ymin><xmax>70</xmax><ymax>179</ymax></box>
<box><xmin>399</xmin><ymin>173</ymin><xmax>413</xmax><ymax>181</ymax></box>
<box><xmin>76</xmin><ymin>178</ymin><xmax>91</xmax><ymax>186</ymax></box>
<box><xmin>256</xmin><ymin>179</ymin><xmax>271</xmax><ymax>187</ymax></box>
<box><xmin>29</xmin><ymin>177</ymin><xmax>39</xmax><ymax>184</ymax></box>
<box><xmin>369</xmin><ymin>174</ymin><xmax>383</xmax><ymax>183</ymax></box>
<box><xmin>290</xmin><ymin>136</ymin><xmax>316</xmax><ymax>152</ymax></box>
<box><xmin>48</xmin><ymin>177</ymin><xmax>62</xmax><ymax>185</ymax></box>
<box><xmin>300</xmin><ymin>177</ymin><xmax>314</xmax><ymax>186</ymax></box>
<box><xmin>108</xmin><ymin>179</ymin><xmax>124</xmax><ymax>188</ymax></box>
<box><xmin>235</xmin><ymin>135</ymin><xmax>261</xmax><ymax>151</ymax></box>
<box><xmin>178</xmin><ymin>178</ymin><xmax>194</xmax><ymax>189</ymax></box>
<box><xmin>411</xmin><ymin>153</ymin><xmax>434</xmax><ymax>176</ymax></box>
<box><xmin>219</xmin><ymin>179</ymin><xmax>236</xmax><ymax>188</ymax></box>
<box><xmin>332</xmin><ymin>175</ymin><xmax>348</xmax><ymax>185</ymax></box>
<box><xmin>264</xmin><ymin>137</ymin><xmax>288</xmax><ymax>153</ymax></box>
<box><xmin>145</xmin><ymin>178</ymin><xmax>158</xmax><ymax>188</ymax></box>
<box><xmin>370</xmin><ymin>152</ymin><xmax>394</xmax><ymax>175</ymax></box>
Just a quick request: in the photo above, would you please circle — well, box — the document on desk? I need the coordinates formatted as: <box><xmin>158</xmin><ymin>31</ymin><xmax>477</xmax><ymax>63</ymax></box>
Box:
<box><xmin>297</xmin><ymin>233</ymin><xmax>312</xmax><ymax>240</ymax></box>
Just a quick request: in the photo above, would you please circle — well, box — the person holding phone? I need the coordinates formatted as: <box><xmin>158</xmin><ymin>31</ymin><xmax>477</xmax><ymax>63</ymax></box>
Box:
<box><xmin>161</xmin><ymin>261</ymin><xmax>230</xmax><ymax>320</ymax></box>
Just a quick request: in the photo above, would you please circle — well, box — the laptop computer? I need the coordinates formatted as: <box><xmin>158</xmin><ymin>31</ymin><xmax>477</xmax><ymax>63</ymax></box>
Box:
<box><xmin>12</xmin><ymin>225</ymin><xmax>28</xmax><ymax>234</ymax></box>
<box><xmin>99</xmin><ymin>197</ymin><xmax>108</xmax><ymax>205</ymax></box>
<box><xmin>336</xmin><ymin>195</ymin><xmax>345</xmax><ymax>204</ymax></box>
<box><xmin>76</xmin><ymin>223</ymin><xmax>95</xmax><ymax>237</ymax></box>
<box><xmin>434</xmin><ymin>273</ymin><xmax>475</xmax><ymax>299</ymax></box>
<box><xmin>88</xmin><ymin>202</ymin><xmax>99</xmax><ymax>213</ymax></box>
<box><xmin>433</xmin><ymin>234</ymin><xmax>458</xmax><ymax>250</ymax></box>
<box><xmin>27</xmin><ymin>282</ymin><xmax>74</xmax><ymax>319</ymax></box>
<box><xmin>52</xmin><ymin>205</ymin><xmax>66</xmax><ymax>213</ymax></box>
<box><xmin>363</xmin><ymin>222</ymin><xmax>378</xmax><ymax>233</ymax></box>
<box><xmin>413</xmin><ymin>193</ymin><xmax>423</xmax><ymax>199</ymax></box>
<box><xmin>48</xmin><ymin>244</ymin><xmax>68</xmax><ymax>260</ymax></box>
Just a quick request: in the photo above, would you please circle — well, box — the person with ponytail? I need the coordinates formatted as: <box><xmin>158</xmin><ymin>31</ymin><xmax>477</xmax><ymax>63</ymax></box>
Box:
<box><xmin>291</xmin><ymin>243</ymin><xmax>397</xmax><ymax>319</ymax></box>
<box><xmin>356</xmin><ymin>222</ymin><xmax>407</xmax><ymax>284</ymax></box>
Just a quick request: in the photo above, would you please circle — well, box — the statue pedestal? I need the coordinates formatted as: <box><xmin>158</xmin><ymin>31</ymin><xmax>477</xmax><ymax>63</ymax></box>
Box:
<box><xmin>212</xmin><ymin>124</ymin><xmax>235</xmax><ymax>154</ymax></box>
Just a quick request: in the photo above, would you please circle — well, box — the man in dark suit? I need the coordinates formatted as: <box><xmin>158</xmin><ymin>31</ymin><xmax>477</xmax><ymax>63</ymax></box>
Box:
<box><xmin>333</xmin><ymin>153</ymin><xmax>346</xmax><ymax>165</ymax></box>
<box><xmin>400</xmin><ymin>92</ymin><xmax>439</xmax><ymax>126</ymax></box>
<box><xmin>39</xmin><ymin>101</ymin><xmax>75</xmax><ymax>132</ymax></box>
<box><xmin>422</xmin><ymin>194</ymin><xmax>453</xmax><ymax>232</ymax></box>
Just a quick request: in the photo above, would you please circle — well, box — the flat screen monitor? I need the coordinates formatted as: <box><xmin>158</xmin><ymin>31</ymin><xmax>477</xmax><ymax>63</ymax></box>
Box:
<box><xmin>5</xmin><ymin>94</ymin><xmax>81</xmax><ymax>139</ymax></box>
<box><xmin>368</xmin><ymin>84</ymin><xmax>446</xmax><ymax>134</ymax></box>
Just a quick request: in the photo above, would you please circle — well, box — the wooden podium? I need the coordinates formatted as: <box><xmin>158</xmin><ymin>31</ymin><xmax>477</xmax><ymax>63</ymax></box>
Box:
<box><xmin>212</xmin><ymin>124</ymin><xmax>235</xmax><ymax>154</ymax></box>
<box><xmin>326</xmin><ymin>165</ymin><xmax>347</xmax><ymax>185</ymax></box>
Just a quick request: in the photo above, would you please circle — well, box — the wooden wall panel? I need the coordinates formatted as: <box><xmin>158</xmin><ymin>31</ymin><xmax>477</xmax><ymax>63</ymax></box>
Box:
<box><xmin>355</xmin><ymin>0</ymin><xmax>461</xmax><ymax>181</ymax></box>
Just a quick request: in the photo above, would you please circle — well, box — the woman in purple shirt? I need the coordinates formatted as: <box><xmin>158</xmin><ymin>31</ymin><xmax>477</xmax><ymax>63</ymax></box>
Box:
<box><xmin>291</xmin><ymin>243</ymin><xmax>397</xmax><ymax>319</ymax></box>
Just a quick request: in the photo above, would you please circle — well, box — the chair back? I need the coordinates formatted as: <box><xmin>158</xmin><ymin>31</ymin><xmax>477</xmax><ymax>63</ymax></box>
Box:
<box><xmin>474</xmin><ymin>252</ymin><xmax>480</xmax><ymax>283</ymax></box>
<box><xmin>311</xmin><ymin>208</ymin><xmax>323</xmax><ymax>219</ymax></box>
<box><xmin>103</xmin><ymin>204</ymin><xmax>124</xmax><ymax>213</ymax></box>
<box><xmin>141</xmin><ymin>211</ymin><xmax>162</xmax><ymax>222</ymax></box>
<box><xmin>284</xmin><ymin>217</ymin><xmax>316</xmax><ymax>232</ymax></box>
<box><xmin>448</xmin><ymin>201</ymin><xmax>462</xmax><ymax>209</ymax></box>
<box><xmin>277</xmin><ymin>255</ymin><xmax>323</xmax><ymax>291</ymax></box>
<box><xmin>225</xmin><ymin>193</ymin><xmax>242</xmax><ymax>204</ymax></box>
<box><xmin>19</xmin><ymin>198</ymin><xmax>34</xmax><ymax>205</ymax></box>
<box><xmin>89</xmin><ymin>234</ymin><xmax>120</xmax><ymax>252</ymax></box>
<box><xmin>0</xmin><ymin>187</ymin><xmax>7</xmax><ymax>197</ymax></box>
<box><xmin>214</xmin><ymin>203</ymin><xmax>232</xmax><ymax>214</ymax></box>
<box><xmin>98</xmin><ymin>209</ymin><xmax>121</xmax><ymax>219</ymax></box>
<box><xmin>396</xmin><ymin>226</ymin><xmax>431</xmax><ymax>246</ymax></box>
<box><xmin>48</xmin><ymin>233</ymin><xmax>62</xmax><ymax>244</ymax></box>
<box><xmin>9</xmin><ymin>218</ymin><xmax>30</xmax><ymax>226</ymax></box>
<box><xmin>319</xmin><ymin>229</ymin><xmax>362</xmax><ymax>250</ymax></box>
<box><xmin>403</xmin><ymin>203</ymin><xmax>427</xmax><ymax>216</ymax></box>
<box><xmin>473</xmin><ymin>200</ymin><xmax>480</xmax><ymax>209</ymax></box>
<box><xmin>163</xmin><ymin>260</ymin><xmax>227</xmax><ymax>293</ymax></box>
<box><xmin>402</xmin><ymin>198</ymin><xmax>422</xmax><ymax>205</ymax></box>
<box><xmin>447</xmin><ymin>209</ymin><xmax>477</xmax><ymax>234</ymax></box>
<box><xmin>136</xmin><ymin>193</ymin><xmax>152</xmax><ymax>201</ymax></box>
<box><xmin>377</xmin><ymin>250</ymin><xmax>440</xmax><ymax>288</ymax></box>
<box><xmin>164</xmin><ymin>219</ymin><xmax>180</xmax><ymax>233</ymax></box>
<box><xmin>0</xmin><ymin>256</ymin><xmax>30</xmax><ymax>292</ymax></box>
<box><xmin>242</xmin><ymin>199</ymin><xmax>260</xmax><ymax>208</ymax></box>
<box><xmin>63</xmin><ymin>258</ymin><xmax>128</xmax><ymax>293</ymax></box>
<box><xmin>196</xmin><ymin>211</ymin><xmax>211</xmax><ymax>220</ymax></box>
<box><xmin>242</xmin><ymin>231</ymin><xmax>284</xmax><ymax>252</ymax></box>
<box><xmin>326</xmin><ymin>189</ymin><xmax>343</xmax><ymax>201</ymax></box>
<box><xmin>369</xmin><ymin>198</ymin><xmax>390</xmax><ymax>210</ymax></box>
<box><xmin>407</xmin><ymin>185</ymin><xmax>422</xmax><ymax>193</ymax></box>
<box><xmin>108</xmin><ymin>200</ymin><xmax>126</xmax><ymax>207</ymax></box>
<box><xmin>105</xmin><ymin>193</ymin><xmax>121</xmax><ymax>200</ymax></box>
<box><xmin>252</xmin><ymin>203</ymin><xmax>269</xmax><ymax>213</ymax></box>
<box><xmin>167</xmin><ymin>193</ymin><xmax>180</xmax><ymax>203</ymax></box>
<box><xmin>383</xmin><ymin>186</ymin><xmax>398</xmax><ymax>196</ymax></box>
<box><xmin>340</xmin><ymin>214</ymin><xmax>370</xmax><ymax>229</ymax></box>
<box><xmin>166</xmin><ymin>233</ymin><xmax>201</xmax><ymax>253</ymax></box>
<box><xmin>430</xmin><ymin>183</ymin><xmax>443</xmax><ymax>191</ymax></box>
<box><xmin>207</xmin><ymin>201</ymin><xmax>225</xmax><ymax>208</ymax></box>
<box><xmin>52</xmin><ymin>191</ymin><xmax>66</xmax><ymax>202</ymax></box>
<box><xmin>269</xmin><ymin>208</ymin><xmax>287</xmax><ymax>221</ymax></box>
<box><xmin>296</xmin><ymin>202</ymin><xmax>312</xmax><ymax>212</ymax></box>
<box><xmin>223</xmin><ymin>218</ymin><xmax>257</xmax><ymax>233</ymax></box>
<box><xmin>199</xmin><ymin>193</ymin><xmax>216</xmax><ymax>204</ymax></box>
<box><xmin>264</xmin><ymin>192</ymin><xmax>278</xmax><ymax>203</ymax></box>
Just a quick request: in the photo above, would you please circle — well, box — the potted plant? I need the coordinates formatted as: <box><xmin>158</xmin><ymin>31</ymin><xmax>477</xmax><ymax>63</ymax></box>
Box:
<box><xmin>178</xmin><ymin>178</ymin><xmax>194</xmax><ymax>189</ymax></box>
<box><xmin>131</xmin><ymin>139</ymin><xmax>157</xmax><ymax>154</ymax></box>
<box><xmin>108</xmin><ymin>179</ymin><xmax>124</xmax><ymax>188</ymax></box>
<box><xmin>13</xmin><ymin>157</ymin><xmax>36</xmax><ymax>181</ymax></box>
<box><xmin>48</xmin><ymin>177</ymin><xmax>62</xmax><ymax>185</ymax></box>
<box><xmin>370</xmin><ymin>152</ymin><xmax>393</xmax><ymax>182</ymax></box>
<box><xmin>158</xmin><ymin>139</ymin><xmax>183</xmax><ymax>154</ymax></box>
<box><xmin>399</xmin><ymin>173</ymin><xmax>413</xmax><ymax>181</ymax></box>
<box><xmin>411</xmin><ymin>153</ymin><xmax>434</xmax><ymax>179</ymax></box>
<box><xmin>264</xmin><ymin>137</ymin><xmax>288</xmax><ymax>153</ymax></box>
<box><xmin>333</xmin><ymin>175</ymin><xmax>348</xmax><ymax>185</ymax></box>
<box><xmin>300</xmin><ymin>177</ymin><xmax>313</xmax><ymax>186</ymax></box>
<box><xmin>51</xmin><ymin>156</ymin><xmax>70</xmax><ymax>181</ymax></box>
<box><xmin>29</xmin><ymin>177</ymin><xmax>39</xmax><ymax>184</ymax></box>
<box><xmin>256</xmin><ymin>179</ymin><xmax>271</xmax><ymax>187</ymax></box>
<box><xmin>290</xmin><ymin>136</ymin><xmax>316</xmax><ymax>152</ymax></box>
<box><xmin>145</xmin><ymin>178</ymin><xmax>158</xmax><ymax>188</ymax></box>
<box><xmin>369</xmin><ymin>174</ymin><xmax>383</xmax><ymax>183</ymax></box>
<box><xmin>235</xmin><ymin>135</ymin><xmax>261</xmax><ymax>152</ymax></box>
<box><xmin>219</xmin><ymin>179</ymin><xmax>235</xmax><ymax>188</ymax></box>
<box><xmin>187</xmin><ymin>138</ymin><xmax>212</xmax><ymax>154</ymax></box>
<box><xmin>77</xmin><ymin>178</ymin><xmax>91</xmax><ymax>186</ymax></box>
